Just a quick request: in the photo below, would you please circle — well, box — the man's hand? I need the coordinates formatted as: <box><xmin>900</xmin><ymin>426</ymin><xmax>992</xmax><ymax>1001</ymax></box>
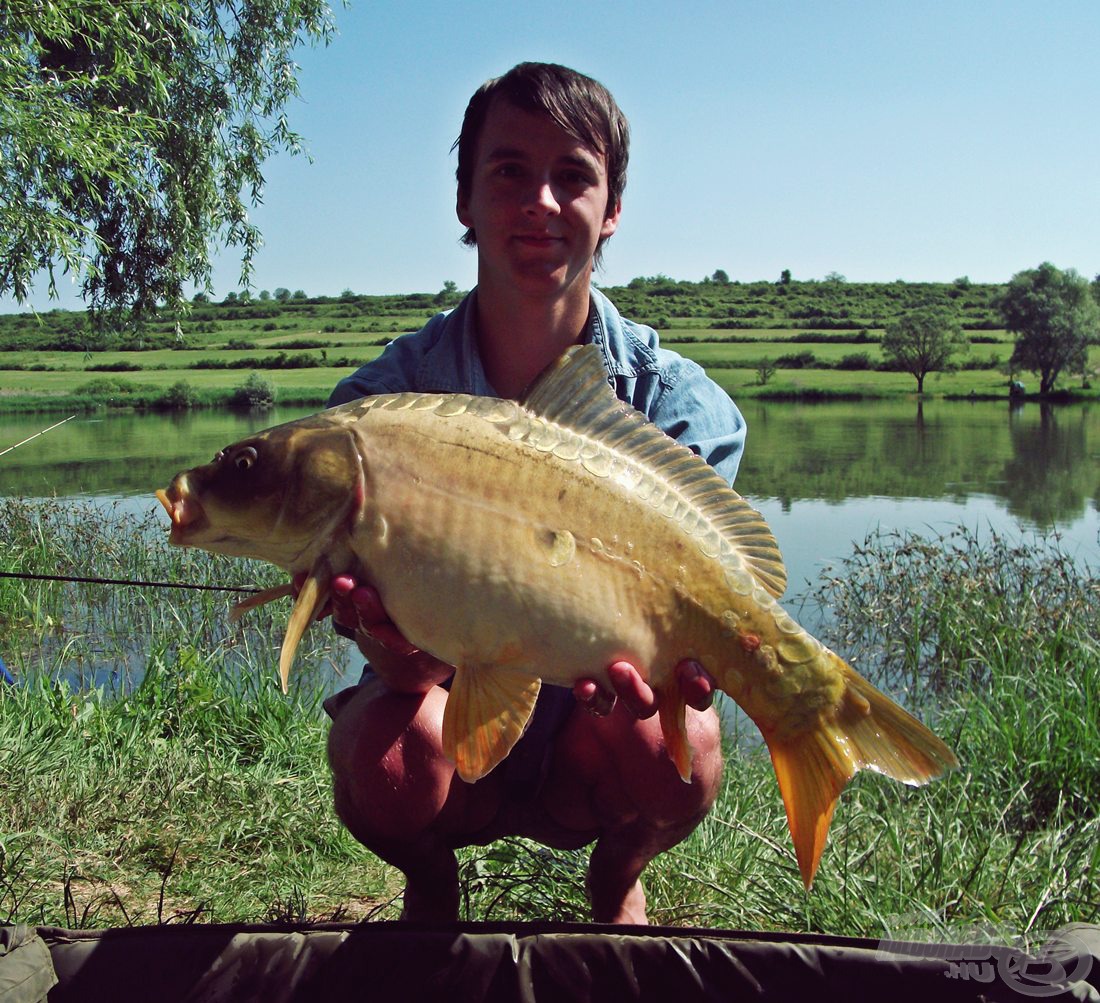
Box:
<box><xmin>573</xmin><ymin>659</ymin><xmax>716</xmax><ymax>719</ymax></box>
<box><xmin>326</xmin><ymin>575</ymin><xmax>454</xmax><ymax>693</ymax></box>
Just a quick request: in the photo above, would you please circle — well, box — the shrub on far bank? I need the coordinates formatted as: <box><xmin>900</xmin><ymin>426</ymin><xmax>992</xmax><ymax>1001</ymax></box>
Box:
<box><xmin>228</xmin><ymin>372</ymin><xmax>277</xmax><ymax>409</ymax></box>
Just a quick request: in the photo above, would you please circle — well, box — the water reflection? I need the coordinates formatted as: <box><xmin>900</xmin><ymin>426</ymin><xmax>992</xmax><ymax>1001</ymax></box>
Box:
<box><xmin>1001</xmin><ymin>404</ymin><xmax>1095</xmax><ymax>525</ymax></box>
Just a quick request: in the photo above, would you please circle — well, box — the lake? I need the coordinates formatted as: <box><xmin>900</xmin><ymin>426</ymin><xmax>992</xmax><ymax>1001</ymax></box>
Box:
<box><xmin>1</xmin><ymin>397</ymin><xmax>1096</xmax><ymax>597</ymax></box>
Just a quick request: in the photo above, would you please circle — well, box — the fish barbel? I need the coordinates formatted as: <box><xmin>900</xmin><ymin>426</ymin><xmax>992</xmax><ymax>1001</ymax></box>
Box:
<box><xmin>156</xmin><ymin>345</ymin><xmax>957</xmax><ymax>887</ymax></box>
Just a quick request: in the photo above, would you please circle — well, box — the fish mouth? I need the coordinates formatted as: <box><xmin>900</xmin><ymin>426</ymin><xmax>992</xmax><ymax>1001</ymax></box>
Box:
<box><xmin>156</xmin><ymin>487</ymin><xmax>206</xmax><ymax>544</ymax></box>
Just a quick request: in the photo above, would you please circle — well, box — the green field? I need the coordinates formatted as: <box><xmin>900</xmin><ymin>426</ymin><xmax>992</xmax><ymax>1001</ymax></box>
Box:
<box><xmin>1</xmin><ymin>278</ymin><xmax>1096</xmax><ymax>409</ymax></box>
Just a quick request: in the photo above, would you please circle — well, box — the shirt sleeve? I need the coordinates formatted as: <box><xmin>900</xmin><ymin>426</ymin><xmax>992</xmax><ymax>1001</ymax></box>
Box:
<box><xmin>645</xmin><ymin>355</ymin><xmax>747</xmax><ymax>487</ymax></box>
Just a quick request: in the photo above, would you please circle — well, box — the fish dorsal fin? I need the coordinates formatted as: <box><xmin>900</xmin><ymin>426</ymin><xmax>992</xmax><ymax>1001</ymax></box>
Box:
<box><xmin>521</xmin><ymin>345</ymin><xmax>787</xmax><ymax>599</ymax></box>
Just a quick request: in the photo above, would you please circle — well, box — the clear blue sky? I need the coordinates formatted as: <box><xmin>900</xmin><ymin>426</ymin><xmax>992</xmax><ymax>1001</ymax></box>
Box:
<box><xmin>5</xmin><ymin>0</ymin><xmax>1099</xmax><ymax>312</ymax></box>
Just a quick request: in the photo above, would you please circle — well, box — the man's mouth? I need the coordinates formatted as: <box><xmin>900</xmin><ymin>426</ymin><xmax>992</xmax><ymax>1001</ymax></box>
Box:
<box><xmin>514</xmin><ymin>233</ymin><xmax>562</xmax><ymax>247</ymax></box>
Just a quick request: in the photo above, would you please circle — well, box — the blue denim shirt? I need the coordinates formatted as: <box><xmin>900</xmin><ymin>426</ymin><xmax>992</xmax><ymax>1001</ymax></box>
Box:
<box><xmin>328</xmin><ymin>287</ymin><xmax>746</xmax><ymax>486</ymax></box>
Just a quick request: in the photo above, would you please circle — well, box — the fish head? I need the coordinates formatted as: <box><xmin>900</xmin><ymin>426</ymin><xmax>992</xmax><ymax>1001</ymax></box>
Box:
<box><xmin>156</xmin><ymin>419</ymin><xmax>364</xmax><ymax>569</ymax></box>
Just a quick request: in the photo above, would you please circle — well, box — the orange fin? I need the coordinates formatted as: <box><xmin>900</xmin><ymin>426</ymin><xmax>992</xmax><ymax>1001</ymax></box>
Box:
<box><xmin>766</xmin><ymin>727</ymin><xmax>848</xmax><ymax>890</ymax></box>
<box><xmin>657</xmin><ymin>685</ymin><xmax>693</xmax><ymax>783</ymax></box>
<box><xmin>441</xmin><ymin>665</ymin><xmax>541</xmax><ymax>782</ymax></box>
<box><xmin>765</xmin><ymin>655</ymin><xmax>959</xmax><ymax>889</ymax></box>
<box><xmin>278</xmin><ymin>557</ymin><xmax>331</xmax><ymax>694</ymax></box>
<box><xmin>229</xmin><ymin>582</ymin><xmax>295</xmax><ymax>622</ymax></box>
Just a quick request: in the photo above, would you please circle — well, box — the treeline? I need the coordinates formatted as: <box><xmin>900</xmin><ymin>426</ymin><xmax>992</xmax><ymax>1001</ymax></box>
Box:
<box><xmin>604</xmin><ymin>275</ymin><xmax>1004</xmax><ymax>331</ymax></box>
<box><xmin>0</xmin><ymin>277</ymin><xmax>1008</xmax><ymax>351</ymax></box>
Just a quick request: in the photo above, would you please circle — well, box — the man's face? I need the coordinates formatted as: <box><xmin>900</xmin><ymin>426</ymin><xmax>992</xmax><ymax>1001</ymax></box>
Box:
<box><xmin>457</xmin><ymin>98</ymin><xmax>621</xmax><ymax>300</ymax></box>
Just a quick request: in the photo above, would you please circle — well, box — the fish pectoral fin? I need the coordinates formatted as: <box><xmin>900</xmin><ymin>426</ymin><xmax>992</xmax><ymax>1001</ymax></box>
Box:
<box><xmin>278</xmin><ymin>557</ymin><xmax>331</xmax><ymax>694</ymax></box>
<box><xmin>656</xmin><ymin>686</ymin><xmax>693</xmax><ymax>784</ymax></box>
<box><xmin>442</xmin><ymin>665</ymin><xmax>542</xmax><ymax>783</ymax></box>
<box><xmin>229</xmin><ymin>582</ymin><xmax>295</xmax><ymax>622</ymax></box>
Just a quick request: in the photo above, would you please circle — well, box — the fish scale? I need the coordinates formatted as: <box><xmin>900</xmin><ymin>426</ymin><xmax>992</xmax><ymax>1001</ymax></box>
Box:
<box><xmin>157</xmin><ymin>344</ymin><xmax>958</xmax><ymax>888</ymax></box>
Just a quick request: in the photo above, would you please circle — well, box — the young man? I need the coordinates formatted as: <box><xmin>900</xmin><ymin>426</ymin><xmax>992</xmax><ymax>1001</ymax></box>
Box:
<box><xmin>323</xmin><ymin>62</ymin><xmax>746</xmax><ymax>924</ymax></box>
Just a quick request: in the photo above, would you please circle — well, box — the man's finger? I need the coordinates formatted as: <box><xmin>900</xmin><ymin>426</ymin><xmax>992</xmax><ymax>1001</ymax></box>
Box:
<box><xmin>677</xmin><ymin>660</ymin><xmax>715</xmax><ymax>711</ymax></box>
<box><xmin>606</xmin><ymin>661</ymin><xmax>658</xmax><ymax>719</ymax></box>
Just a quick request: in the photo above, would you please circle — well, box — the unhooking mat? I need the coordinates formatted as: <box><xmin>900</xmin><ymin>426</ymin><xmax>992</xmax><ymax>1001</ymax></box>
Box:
<box><xmin>11</xmin><ymin>920</ymin><xmax>1099</xmax><ymax>1002</ymax></box>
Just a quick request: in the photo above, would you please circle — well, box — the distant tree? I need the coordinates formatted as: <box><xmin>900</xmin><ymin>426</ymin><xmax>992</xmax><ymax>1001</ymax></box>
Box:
<box><xmin>882</xmin><ymin>307</ymin><xmax>968</xmax><ymax>394</ymax></box>
<box><xmin>0</xmin><ymin>0</ymin><xmax>337</xmax><ymax>325</ymax></box>
<box><xmin>778</xmin><ymin>269</ymin><xmax>792</xmax><ymax>286</ymax></box>
<box><xmin>274</xmin><ymin>287</ymin><xmax>291</xmax><ymax>302</ymax></box>
<box><xmin>258</xmin><ymin>289</ymin><xmax>271</xmax><ymax>301</ymax></box>
<box><xmin>998</xmin><ymin>263</ymin><xmax>1099</xmax><ymax>394</ymax></box>
<box><xmin>292</xmin><ymin>289</ymin><xmax>307</xmax><ymax>300</ymax></box>
<box><xmin>711</xmin><ymin>269</ymin><xmax>730</xmax><ymax>284</ymax></box>
<box><xmin>192</xmin><ymin>292</ymin><xmax>209</xmax><ymax>304</ymax></box>
<box><xmin>434</xmin><ymin>279</ymin><xmax>459</xmax><ymax>306</ymax></box>
<box><xmin>757</xmin><ymin>359</ymin><xmax>776</xmax><ymax>386</ymax></box>
<box><xmin>823</xmin><ymin>271</ymin><xmax>847</xmax><ymax>283</ymax></box>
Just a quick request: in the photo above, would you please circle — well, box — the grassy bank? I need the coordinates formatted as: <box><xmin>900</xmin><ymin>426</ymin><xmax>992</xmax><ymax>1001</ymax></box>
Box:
<box><xmin>1</xmin><ymin>500</ymin><xmax>1097</xmax><ymax>934</ymax></box>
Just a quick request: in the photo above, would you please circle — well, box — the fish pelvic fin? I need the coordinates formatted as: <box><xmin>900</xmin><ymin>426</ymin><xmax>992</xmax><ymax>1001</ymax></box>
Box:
<box><xmin>278</xmin><ymin>557</ymin><xmax>331</xmax><ymax>694</ymax></box>
<box><xmin>657</xmin><ymin>685</ymin><xmax>693</xmax><ymax>783</ymax></box>
<box><xmin>764</xmin><ymin>653</ymin><xmax>959</xmax><ymax>890</ymax></box>
<box><xmin>442</xmin><ymin>665</ymin><xmax>542</xmax><ymax>783</ymax></box>
<box><xmin>229</xmin><ymin>582</ymin><xmax>295</xmax><ymax>622</ymax></box>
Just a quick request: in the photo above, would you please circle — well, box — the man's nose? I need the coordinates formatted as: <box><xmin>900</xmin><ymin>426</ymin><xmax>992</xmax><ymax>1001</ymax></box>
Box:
<box><xmin>523</xmin><ymin>180</ymin><xmax>560</xmax><ymax>216</ymax></box>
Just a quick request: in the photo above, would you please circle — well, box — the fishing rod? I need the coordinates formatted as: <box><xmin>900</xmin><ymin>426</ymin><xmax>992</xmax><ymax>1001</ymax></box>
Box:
<box><xmin>0</xmin><ymin>569</ymin><xmax>266</xmax><ymax>594</ymax></box>
<box><xmin>0</xmin><ymin>415</ymin><xmax>78</xmax><ymax>458</ymax></box>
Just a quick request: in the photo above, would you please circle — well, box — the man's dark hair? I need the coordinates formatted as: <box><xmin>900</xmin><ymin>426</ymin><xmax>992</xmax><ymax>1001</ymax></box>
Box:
<box><xmin>453</xmin><ymin>62</ymin><xmax>630</xmax><ymax>266</ymax></box>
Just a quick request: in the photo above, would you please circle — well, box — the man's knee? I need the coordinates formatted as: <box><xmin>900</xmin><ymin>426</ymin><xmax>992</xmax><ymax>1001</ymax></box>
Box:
<box><xmin>327</xmin><ymin>685</ymin><xmax>455</xmax><ymax>842</ymax></box>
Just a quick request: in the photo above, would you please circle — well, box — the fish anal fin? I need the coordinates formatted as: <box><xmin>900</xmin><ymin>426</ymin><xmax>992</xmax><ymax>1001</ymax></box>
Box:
<box><xmin>657</xmin><ymin>685</ymin><xmax>693</xmax><ymax>783</ymax></box>
<box><xmin>278</xmin><ymin>557</ymin><xmax>331</xmax><ymax>694</ymax></box>
<box><xmin>442</xmin><ymin>666</ymin><xmax>542</xmax><ymax>782</ymax></box>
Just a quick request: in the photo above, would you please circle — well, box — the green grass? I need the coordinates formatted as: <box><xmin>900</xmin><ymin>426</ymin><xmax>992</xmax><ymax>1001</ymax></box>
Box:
<box><xmin>1</xmin><ymin>503</ymin><xmax>1097</xmax><ymax>934</ymax></box>
<box><xmin>4</xmin><ymin>279</ymin><xmax>1097</xmax><ymax>409</ymax></box>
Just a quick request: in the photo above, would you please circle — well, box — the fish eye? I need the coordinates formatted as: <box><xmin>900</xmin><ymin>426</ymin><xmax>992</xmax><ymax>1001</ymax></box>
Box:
<box><xmin>234</xmin><ymin>446</ymin><xmax>258</xmax><ymax>471</ymax></box>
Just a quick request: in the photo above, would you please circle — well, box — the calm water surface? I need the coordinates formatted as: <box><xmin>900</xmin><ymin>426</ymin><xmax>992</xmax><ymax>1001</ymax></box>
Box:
<box><xmin>2</xmin><ymin>398</ymin><xmax>1096</xmax><ymax>595</ymax></box>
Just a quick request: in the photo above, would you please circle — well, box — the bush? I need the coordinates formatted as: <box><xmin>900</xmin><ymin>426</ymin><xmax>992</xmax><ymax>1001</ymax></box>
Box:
<box><xmin>228</xmin><ymin>372</ymin><xmax>276</xmax><ymax>409</ymax></box>
<box><xmin>775</xmin><ymin>350</ymin><xmax>818</xmax><ymax>369</ymax></box>
<box><xmin>837</xmin><ymin>352</ymin><xmax>874</xmax><ymax>370</ymax></box>
<box><xmin>85</xmin><ymin>362</ymin><xmax>142</xmax><ymax>372</ymax></box>
<box><xmin>159</xmin><ymin>381</ymin><xmax>199</xmax><ymax>410</ymax></box>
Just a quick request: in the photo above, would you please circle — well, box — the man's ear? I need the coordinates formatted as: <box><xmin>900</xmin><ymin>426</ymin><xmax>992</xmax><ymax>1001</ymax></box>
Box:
<box><xmin>601</xmin><ymin>199</ymin><xmax>622</xmax><ymax>239</ymax></box>
<box><xmin>456</xmin><ymin>187</ymin><xmax>472</xmax><ymax>228</ymax></box>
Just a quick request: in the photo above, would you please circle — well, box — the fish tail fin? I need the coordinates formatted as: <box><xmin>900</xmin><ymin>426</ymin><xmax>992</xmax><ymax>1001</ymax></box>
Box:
<box><xmin>657</xmin><ymin>685</ymin><xmax>693</xmax><ymax>783</ymax></box>
<box><xmin>764</xmin><ymin>653</ymin><xmax>959</xmax><ymax>889</ymax></box>
<box><xmin>278</xmin><ymin>557</ymin><xmax>331</xmax><ymax>694</ymax></box>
